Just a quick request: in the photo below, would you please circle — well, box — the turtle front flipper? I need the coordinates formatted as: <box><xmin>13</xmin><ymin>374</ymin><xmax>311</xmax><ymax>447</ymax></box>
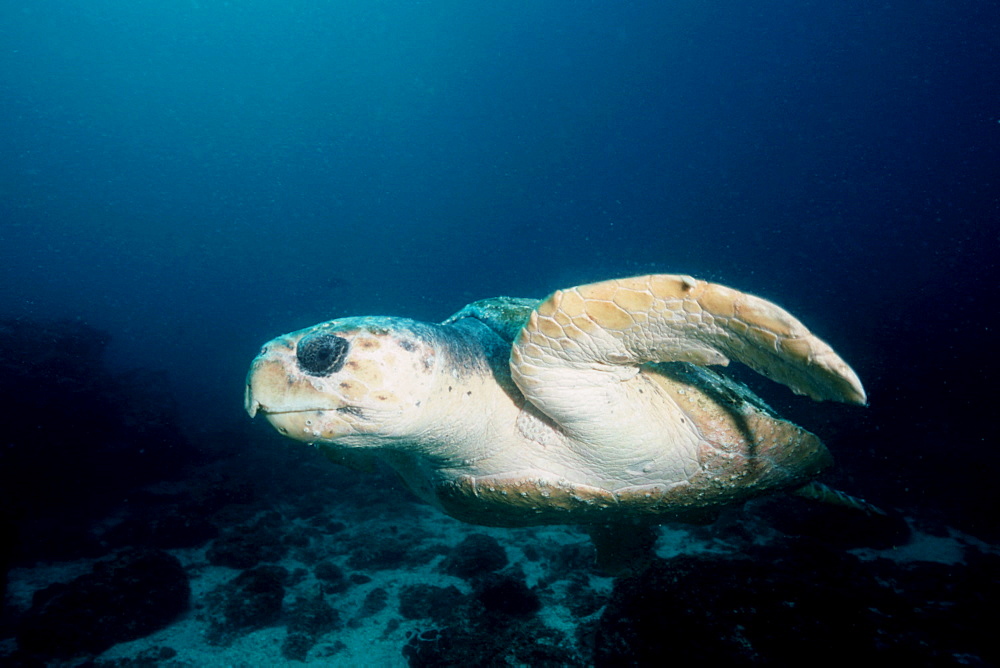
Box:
<box><xmin>511</xmin><ymin>274</ymin><xmax>865</xmax><ymax>414</ymax></box>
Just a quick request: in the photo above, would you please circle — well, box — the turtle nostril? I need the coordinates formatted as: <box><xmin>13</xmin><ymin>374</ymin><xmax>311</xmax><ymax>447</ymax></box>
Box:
<box><xmin>296</xmin><ymin>333</ymin><xmax>350</xmax><ymax>376</ymax></box>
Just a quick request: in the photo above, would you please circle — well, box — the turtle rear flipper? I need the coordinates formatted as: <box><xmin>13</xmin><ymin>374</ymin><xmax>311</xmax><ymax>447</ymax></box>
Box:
<box><xmin>770</xmin><ymin>481</ymin><xmax>911</xmax><ymax>549</ymax></box>
<box><xmin>792</xmin><ymin>481</ymin><xmax>887</xmax><ymax>517</ymax></box>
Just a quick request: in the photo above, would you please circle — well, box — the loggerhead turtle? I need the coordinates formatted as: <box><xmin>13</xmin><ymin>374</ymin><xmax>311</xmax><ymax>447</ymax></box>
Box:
<box><xmin>245</xmin><ymin>275</ymin><xmax>871</xmax><ymax>568</ymax></box>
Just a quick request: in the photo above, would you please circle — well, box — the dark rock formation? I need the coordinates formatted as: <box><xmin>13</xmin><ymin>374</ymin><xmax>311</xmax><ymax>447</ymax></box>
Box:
<box><xmin>474</xmin><ymin>572</ymin><xmax>541</xmax><ymax>617</ymax></box>
<box><xmin>16</xmin><ymin>549</ymin><xmax>189</xmax><ymax>659</ymax></box>
<box><xmin>398</xmin><ymin>584</ymin><xmax>466</xmax><ymax>622</ymax></box>
<box><xmin>281</xmin><ymin>592</ymin><xmax>340</xmax><ymax>661</ymax></box>
<box><xmin>593</xmin><ymin>543</ymin><xmax>997</xmax><ymax>665</ymax></box>
<box><xmin>206</xmin><ymin>514</ymin><xmax>289</xmax><ymax>569</ymax></box>
<box><xmin>204</xmin><ymin>565</ymin><xmax>288</xmax><ymax>645</ymax></box>
<box><xmin>0</xmin><ymin>318</ymin><xmax>199</xmax><ymax>564</ymax></box>
<box><xmin>440</xmin><ymin>533</ymin><xmax>508</xmax><ymax>579</ymax></box>
<box><xmin>402</xmin><ymin>568</ymin><xmax>576</xmax><ymax>666</ymax></box>
<box><xmin>313</xmin><ymin>560</ymin><xmax>350</xmax><ymax>593</ymax></box>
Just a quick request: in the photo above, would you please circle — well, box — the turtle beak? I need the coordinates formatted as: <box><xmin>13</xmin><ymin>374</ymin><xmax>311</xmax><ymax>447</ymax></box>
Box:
<box><xmin>244</xmin><ymin>380</ymin><xmax>260</xmax><ymax>418</ymax></box>
<box><xmin>246</xmin><ymin>337</ymin><xmax>299</xmax><ymax>419</ymax></box>
<box><xmin>244</xmin><ymin>344</ymin><xmax>342</xmax><ymax>419</ymax></box>
<box><xmin>245</xmin><ymin>355</ymin><xmax>286</xmax><ymax>418</ymax></box>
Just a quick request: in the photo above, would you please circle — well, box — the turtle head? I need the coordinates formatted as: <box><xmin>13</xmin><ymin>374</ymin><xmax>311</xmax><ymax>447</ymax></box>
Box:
<box><xmin>245</xmin><ymin>317</ymin><xmax>441</xmax><ymax>446</ymax></box>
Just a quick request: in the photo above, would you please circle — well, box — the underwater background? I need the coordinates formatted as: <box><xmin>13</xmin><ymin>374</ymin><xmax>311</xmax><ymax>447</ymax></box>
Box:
<box><xmin>1</xmin><ymin>1</ymin><xmax>997</xmax><ymax>665</ymax></box>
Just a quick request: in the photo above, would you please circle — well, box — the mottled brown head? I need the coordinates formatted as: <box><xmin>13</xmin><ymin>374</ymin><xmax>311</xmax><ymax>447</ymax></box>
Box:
<box><xmin>245</xmin><ymin>316</ymin><xmax>441</xmax><ymax>445</ymax></box>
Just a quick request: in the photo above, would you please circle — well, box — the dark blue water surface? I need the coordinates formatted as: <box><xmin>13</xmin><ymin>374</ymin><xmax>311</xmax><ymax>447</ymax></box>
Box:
<box><xmin>1</xmin><ymin>0</ymin><xmax>997</xmax><ymax>662</ymax></box>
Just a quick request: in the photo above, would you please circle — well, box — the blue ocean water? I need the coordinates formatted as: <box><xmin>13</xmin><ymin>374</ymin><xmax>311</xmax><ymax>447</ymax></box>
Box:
<box><xmin>1</xmin><ymin>1</ymin><xmax>997</xmax><ymax>664</ymax></box>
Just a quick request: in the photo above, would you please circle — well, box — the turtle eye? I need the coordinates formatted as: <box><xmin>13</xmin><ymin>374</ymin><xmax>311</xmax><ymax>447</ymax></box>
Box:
<box><xmin>296</xmin><ymin>332</ymin><xmax>350</xmax><ymax>376</ymax></box>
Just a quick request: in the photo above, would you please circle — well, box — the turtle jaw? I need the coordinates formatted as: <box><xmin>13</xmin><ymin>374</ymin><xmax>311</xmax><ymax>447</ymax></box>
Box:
<box><xmin>257</xmin><ymin>408</ymin><xmax>358</xmax><ymax>443</ymax></box>
<box><xmin>244</xmin><ymin>379</ymin><xmax>341</xmax><ymax>420</ymax></box>
<box><xmin>245</xmin><ymin>375</ymin><xmax>368</xmax><ymax>442</ymax></box>
<box><xmin>244</xmin><ymin>354</ymin><xmax>359</xmax><ymax>442</ymax></box>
